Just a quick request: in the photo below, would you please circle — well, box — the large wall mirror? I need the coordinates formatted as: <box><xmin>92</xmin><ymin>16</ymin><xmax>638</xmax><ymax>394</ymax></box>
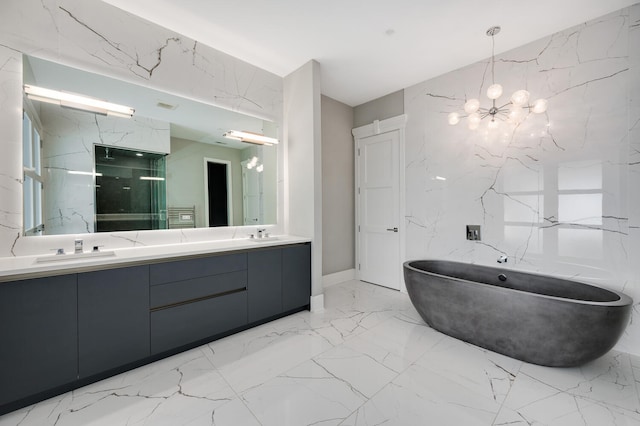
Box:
<box><xmin>22</xmin><ymin>55</ymin><xmax>278</xmax><ymax>236</ymax></box>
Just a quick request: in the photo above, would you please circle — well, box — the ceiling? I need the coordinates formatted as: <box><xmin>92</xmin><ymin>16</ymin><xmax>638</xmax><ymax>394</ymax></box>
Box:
<box><xmin>100</xmin><ymin>0</ymin><xmax>638</xmax><ymax>107</ymax></box>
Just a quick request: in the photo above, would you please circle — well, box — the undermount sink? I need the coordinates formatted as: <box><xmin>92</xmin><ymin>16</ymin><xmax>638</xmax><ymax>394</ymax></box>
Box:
<box><xmin>248</xmin><ymin>236</ymin><xmax>279</xmax><ymax>243</ymax></box>
<box><xmin>35</xmin><ymin>250</ymin><xmax>116</xmax><ymax>263</ymax></box>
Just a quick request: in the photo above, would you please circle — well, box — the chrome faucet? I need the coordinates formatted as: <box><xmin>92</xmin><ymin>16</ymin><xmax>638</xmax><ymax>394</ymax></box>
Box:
<box><xmin>74</xmin><ymin>239</ymin><xmax>83</xmax><ymax>254</ymax></box>
<box><xmin>257</xmin><ymin>228</ymin><xmax>266</xmax><ymax>238</ymax></box>
<box><xmin>497</xmin><ymin>255</ymin><xmax>508</xmax><ymax>263</ymax></box>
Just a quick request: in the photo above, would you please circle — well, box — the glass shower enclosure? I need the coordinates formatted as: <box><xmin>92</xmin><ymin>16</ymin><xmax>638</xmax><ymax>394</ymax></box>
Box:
<box><xmin>94</xmin><ymin>145</ymin><xmax>167</xmax><ymax>232</ymax></box>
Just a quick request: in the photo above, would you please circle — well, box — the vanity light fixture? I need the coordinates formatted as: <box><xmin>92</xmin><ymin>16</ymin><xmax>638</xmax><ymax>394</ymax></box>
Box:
<box><xmin>139</xmin><ymin>176</ymin><xmax>165</xmax><ymax>181</ymax></box>
<box><xmin>447</xmin><ymin>26</ymin><xmax>547</xmax><ymax>130</ymax></box>
<box><xmin>223</xmin><ymin>130</ymin><xmax>279</xmax><ymax>146</ymax></box>
<box><xmin>67</xmin><ymin>170</ymin><xmax>103</xmax><ymax>177</ymax></box>
<box><xmin>24</xmin><ymin>84</ymin><xmax>135</xmax><ymax>118</ymax></box>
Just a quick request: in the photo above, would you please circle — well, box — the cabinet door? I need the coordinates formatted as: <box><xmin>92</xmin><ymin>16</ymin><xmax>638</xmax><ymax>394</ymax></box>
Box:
<box><xmin>151</xmin><ymin>290</ymin><xmax>247</xmax><ymax>355</ymax></box>
<box><xmin>248</xmin><ymin>248</ymin><xmax>282</xmax><ymax>323</ymax></box>
<box><xmin>282</xmin><ymin>244</ymin><xmax>311</xmax><ymax>312</ymax></box>
<box><xmin>0</xmin><ymin>275</ymin><xmax>77</xmax><ymax>406</ymax></box>
<box><xmin>78</xmin><ymin>265</ymin><xmax>150</xmax><ymax>378</ymax></box>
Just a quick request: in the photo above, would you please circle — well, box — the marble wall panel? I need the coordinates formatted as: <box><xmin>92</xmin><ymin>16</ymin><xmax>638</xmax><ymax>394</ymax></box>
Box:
<box><xmin>39</xmin><ymin>103</ymin><xmax>170</xmax><ymax>235</ymax></box>
<box><xmin>404</xmin><ymin>5</ymin><xmax>640</xmax><ymax>354</ymax></box>
<box><xmin>0</xmin><ymin>48</ymin><xmax>23</xmax><ymax>256</ymax></box>
<box><xmin>0</xmin><ymin>0</ymin><xmax>283</xmax><ymax>257</ymax></box>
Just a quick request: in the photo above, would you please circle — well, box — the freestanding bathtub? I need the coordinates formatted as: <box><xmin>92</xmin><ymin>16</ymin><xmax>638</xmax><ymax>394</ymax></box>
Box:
<box><xmin>403</xmin><ymin>260</ymin><xmax>633</xmax><ymax>367</ymax></box>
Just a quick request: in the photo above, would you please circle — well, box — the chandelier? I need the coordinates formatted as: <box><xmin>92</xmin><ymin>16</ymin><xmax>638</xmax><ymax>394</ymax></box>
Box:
<box><xmin>448</xmin><ymin>26</ymin><xmax>547</xmax><ymax>130</ymax></box>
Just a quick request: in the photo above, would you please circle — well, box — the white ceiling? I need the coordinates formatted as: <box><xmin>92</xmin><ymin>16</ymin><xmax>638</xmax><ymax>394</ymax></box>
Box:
<box><xmin>101</xmin><ymin>0</ymin><xmax>638</xmax><ymax>107</ymax></box>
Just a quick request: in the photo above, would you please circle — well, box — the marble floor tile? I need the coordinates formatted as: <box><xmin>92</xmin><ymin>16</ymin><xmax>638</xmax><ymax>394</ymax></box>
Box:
<box><xmin>415</xmin><ymin>335</ymin><xmax>522</xmax><ymax>404</ymax></box>
<box><xmin>241</xmin><ymin>359</ymin><xmax>368</xmax><ymax>426</ymax></box>
<box><xmin>341</xmin><ymin>362</ymin><xmax>504</xmax><ymax>425</ymax></box>
<box><xmin>494</xmin><ymin>396</ymin><xmax>640</xmax><ymax>425</ymax></box>
<box><xmin>338</xmin><ymin>334</ymin><xmax>414</xmax><ymax>374</ymax></box>
<box><xmin>2</xmin><ymin>279</ymin><xmax>640</xmax><ymax>426</ymax></box>
<box><xmin>518</xmin><ymin>351</ymin><xmax>640</xmax><ymax>412</ymax></box>
<box><xmin>210</xmin><ymin>327</ymin><xmax>333</xmax><ymax>394</ymax></box>
<box><xmin>313</xmin><ymin>344</ymin><xmax>398</xmax><ymax>398</ymax></box>
<box><xmin>355</xmin><ymin>312</ymin><xmax>444</xmax><ymax>365</ymax></box>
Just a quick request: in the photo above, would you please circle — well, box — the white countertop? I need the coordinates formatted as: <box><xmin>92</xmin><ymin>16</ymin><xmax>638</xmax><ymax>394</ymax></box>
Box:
<box><xmin>0</xmin><ymin>235</ymin><xmax>311</xmax><ymax>281</ymax></box>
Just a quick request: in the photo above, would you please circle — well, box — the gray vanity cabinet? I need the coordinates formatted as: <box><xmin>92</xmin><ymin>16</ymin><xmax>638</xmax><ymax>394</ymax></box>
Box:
<box><xmin>78</xmin><ymin>265</ymin><xmax>150</xmax><ymax>378</ymax></box>
<box><xmin>282</xmin><ymin>244</ymin><xmax>311</xmax><ymax>312</ymax></box>
<box><xmin>0</xmin><ymin>242</ymin><xmax>311</xmax><ymax>415</ymax></box>
<box><xmin>0</xmin><ymin>274</ymin><xmax>78</xmax><ymax>407</ymax></box>
<box><xmin>248</xmin><ymin>243</ymin><xmax>312</xmax><ymax>323</ymax></box>
<box><xmin>248</xmin><ymin>248</ymin><xmax>283</xmax><ymax>323</ymax></box>
<box><xmin>149</xmin><ymin>253</ymin><xmax>249</xmax><ymax>355</ymax></box>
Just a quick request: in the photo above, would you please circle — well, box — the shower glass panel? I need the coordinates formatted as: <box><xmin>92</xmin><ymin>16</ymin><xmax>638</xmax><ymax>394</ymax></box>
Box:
<box><xmin>95</xmin><ymin>145</ymin><xmax>167</xmax><ymax>232</ymax></box>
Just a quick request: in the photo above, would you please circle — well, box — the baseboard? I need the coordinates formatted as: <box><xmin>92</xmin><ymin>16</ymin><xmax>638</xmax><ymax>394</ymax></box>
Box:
<box><xmin>310</xmin><ymin>293</ymin><xmax>325</xmax><ymax>312</ymax></box>
<box><xmin>322</xmin><ymin>269</ymin><xmax>356</xmax><ymax>287</ymax></box>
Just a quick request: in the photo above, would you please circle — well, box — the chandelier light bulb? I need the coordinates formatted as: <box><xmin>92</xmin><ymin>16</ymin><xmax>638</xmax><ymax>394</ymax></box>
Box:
<box><xmin>444</xmin><ymin>27</ymin><xmax>548</xmax><ymax>131</ymax></box>
<box><xmin>510</xmin><ymin>90</ymin><xmax>530</xmax><ymax>106</ymax></box>
<box><xmin>508</xmin><ymin>105</ymin><xmax>525</xmax><ymax>123</ymax></box>
<box><xmin>464</xmin><ymin>99</ymin><xmax>480</xmax><ymax>114</ymax></box>
<box><xmin>486</xmin><ymin>83</ymin><xmax>503</xmax><ymax>100</ymax></box>
<box><xmin>532</xmin><ymin>99</ymin><xmax>548</xmax><ymax>114</ymax></box>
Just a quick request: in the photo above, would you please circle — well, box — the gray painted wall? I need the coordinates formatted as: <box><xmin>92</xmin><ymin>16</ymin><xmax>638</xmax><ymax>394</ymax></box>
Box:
<box><xmin>353</xmin><ymin>90</ymin><xmax>404</xmax><ymax>128</ymax></box>
<box><xmin>321</xmin><ymin>95</ymin><xmax>355</xmax><ymax>275</ymax></box>
<box><xmin>166</xmin><ymin>137</ymin><xmax>244</xmax><ymax>227</ymax></box>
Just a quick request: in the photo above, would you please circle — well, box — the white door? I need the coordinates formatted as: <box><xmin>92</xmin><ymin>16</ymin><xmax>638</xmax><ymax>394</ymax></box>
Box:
<box><xmin>357</xmin><ymin>130</ymin><xmax>400</xmax><ymax>290</ymax></box>
<box><xmin>242</xmin><ymin>161</ymin><xmax>263</xmax><ymax>225</ymax></box>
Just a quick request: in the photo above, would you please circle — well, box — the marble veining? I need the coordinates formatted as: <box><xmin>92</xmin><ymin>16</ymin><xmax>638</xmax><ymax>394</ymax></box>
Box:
<box><xmin>40</xmin><ymin>104</ymin><xmax>171</xmax><ymax>236</ymax></box>
<box><xmin>404</xmin><ymin>4</ymin><xmax>640</xmax><ymax>354</ymax></box>
<box><xmin>0</xmin><ymin>0</ymin><xmax>284</xmax><ymax>259</ymax></box>
<box><xmin>2</xmin><ymin>279</ymin><xmax>640</xmax><ymax>425</ymax></box>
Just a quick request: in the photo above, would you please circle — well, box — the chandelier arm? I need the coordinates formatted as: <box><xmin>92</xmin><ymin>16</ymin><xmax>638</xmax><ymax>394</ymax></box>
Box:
<box><xmin>445</xmin><ymin>26</ymin><xmax>548</xmax><ymax>129</ymax></box>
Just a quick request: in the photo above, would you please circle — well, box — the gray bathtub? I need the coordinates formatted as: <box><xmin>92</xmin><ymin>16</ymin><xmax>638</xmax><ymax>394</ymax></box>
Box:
<box><xmin>403</xmin><ymin>260</ymin><xmax>632</xmax><ymax>367</ymax></box>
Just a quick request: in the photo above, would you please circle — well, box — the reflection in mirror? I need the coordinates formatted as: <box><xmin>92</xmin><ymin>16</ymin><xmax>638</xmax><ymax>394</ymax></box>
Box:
<box><xmin>22</xmin><ymin>55</ymin><xmax>278</xmax><ymax>236</ymax></box>
<box><xmin>95</xmin><ymin>145</ymin><xmax>167</xmax><ymax>232</ymax></box>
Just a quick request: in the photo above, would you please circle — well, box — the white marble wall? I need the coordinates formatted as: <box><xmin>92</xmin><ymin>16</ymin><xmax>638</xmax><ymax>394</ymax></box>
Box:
<box><xmin>40</xmin><ymin>103</ymin><xmax>170</xmax><ymax>235</ymax></box>
<box><xmin>404</xmin><ymin>5</ymin><xmax>640</xmax><ymax>354</ymax></box>
<box><xmin>0</xmin><ymin>0</ymin><xmax>283</xmax><ymax>257</ymax></box>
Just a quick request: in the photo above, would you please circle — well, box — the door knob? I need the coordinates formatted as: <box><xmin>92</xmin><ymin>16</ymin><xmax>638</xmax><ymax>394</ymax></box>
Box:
<box><xmin>386</xmin><ymin>227</ymin><xmax>398</xmax><ymax>232</ymax></box>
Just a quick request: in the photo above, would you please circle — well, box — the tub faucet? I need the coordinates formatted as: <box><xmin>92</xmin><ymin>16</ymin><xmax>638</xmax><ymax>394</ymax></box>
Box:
<box><xmin>497</xmin><ymin>255</ymin><xmax>508</xmax><ymax>263</ymax></box>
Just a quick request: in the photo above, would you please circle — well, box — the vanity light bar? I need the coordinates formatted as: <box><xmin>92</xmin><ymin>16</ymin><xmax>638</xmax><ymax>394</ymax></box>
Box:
<box><xmin>139</xmin><ymin>176</ymin><xmax>165</xmax><ymax>181</ymax></box>
<box><xmin>68</xmin><ymin>170</ymin><xmax>103</xmax><ymax>177</ymax></box>
<box><xmin>24</xmin><ymin>85</ymin><xmax>135</xmax><ymax>118</ymax></box>
<box><xmin>223</xmin><ymin>130</ymin><xmax>279</xmax><ymax>146</ymax></box>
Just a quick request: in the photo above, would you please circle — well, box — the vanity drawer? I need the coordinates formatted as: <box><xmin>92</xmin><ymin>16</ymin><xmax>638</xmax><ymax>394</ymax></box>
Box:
<box><xmin>149</xmin><ymin>253</ymin><xmax>247</xmax><ymax>286</ymax></box>
<box><xmin>150</xmin><ymin>290</ymin><xmax>248</xmax><ymax>354</ymax></box>
<box><xmin>150</xmin><ymin>270</ymin><xmax>247</xmax><ymax>309</ymax></box>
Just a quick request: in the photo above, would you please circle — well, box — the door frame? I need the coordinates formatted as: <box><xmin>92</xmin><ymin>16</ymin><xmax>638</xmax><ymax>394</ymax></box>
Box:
<box><xmin>352</xmin><ymin>114</ymin><xmax>407</xmax><ymax>292</ymax></box>
<box><xmin>241</xmin><ymin>157</ymin><xmax>263</xmax><ymax>225</ymax></box>
<box><xmin>203</xmin><ymin>157</ymin><xmax>233</xmax><ymax>227</ymax></box>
